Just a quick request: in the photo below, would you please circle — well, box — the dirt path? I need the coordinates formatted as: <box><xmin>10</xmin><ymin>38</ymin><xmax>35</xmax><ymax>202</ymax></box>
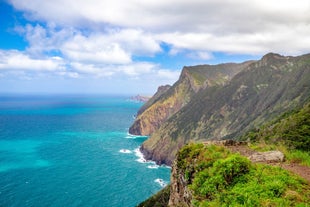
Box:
<box><xmin>273</xmin><ymin>163</ymin><xmax>310</xmax><ymax>183</ymax></box>
<box><xmin>226</xmin><ymin>145</ymin><xmax>310</xmax><ymax>183</ymax></box>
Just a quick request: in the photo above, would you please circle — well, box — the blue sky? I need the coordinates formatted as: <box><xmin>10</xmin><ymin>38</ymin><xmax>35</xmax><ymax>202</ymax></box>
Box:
<box><xmin>1</xmin><ymin>0</ymin><xmax>309</xmax><ymax>95</ymax></box>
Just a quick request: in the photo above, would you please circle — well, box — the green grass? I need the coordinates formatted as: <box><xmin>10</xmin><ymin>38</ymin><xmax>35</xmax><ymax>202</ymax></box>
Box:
<box><xmin>136</xmin><ymin>185</ymin><xmax>170</xmax><ymax>207</ymax></box>
<box><xmin>240</xmin><ymin>101</ymin><xmax>310</xmax><ymax>167</ymax></box>
<box><xmin>176</xmin><ymin>144</ymin><xmax>310</xmax><ymax>207</ymax></box>
<box><xmin>248</xmin><ymin>142</ymin><xmax>310</xmax><ymax>167</ymax></box>
<box><xmin>286</xmin><ymin>150</ymin><xmax>310</xmax><ymax>166</ymax></box>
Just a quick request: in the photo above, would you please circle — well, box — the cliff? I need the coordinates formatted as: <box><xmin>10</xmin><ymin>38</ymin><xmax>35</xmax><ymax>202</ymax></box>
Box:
<box><xmin>137</xmin><ymin>84</ymin><xmax>310</xmax><ymax>207</ymax></box>
<box><xmin>129</xmin><ymin>62</ymin><xmax>251</xmax><ymax>135</ymax></box>
<box><xmin>141</xmin><ymin>53</ymin><xmax>310</xmax><ymax>165</ymax></box>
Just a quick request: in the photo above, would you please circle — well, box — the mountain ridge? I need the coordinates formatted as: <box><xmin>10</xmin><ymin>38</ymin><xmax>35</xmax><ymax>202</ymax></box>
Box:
<box><xmin>129</xmin><ymin>61</ymin><xmax>249</xmax><ymax>136</ymax></box>
<box><xmin>138</xmin><ymin>53</ymin><xmax>310</xmax><ymax>165</ymax></box>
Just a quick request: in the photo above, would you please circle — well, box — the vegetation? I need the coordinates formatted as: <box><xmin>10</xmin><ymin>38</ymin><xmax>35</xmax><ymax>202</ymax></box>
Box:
<box><xmin>177</xmin><ymin>144</ymin><xmax>310</xmax><ymax>207</ymax></box>
<box><xmin>136</xmin><ymin>185</ymin><xmax>170</xmax><ymax>207</ymax></box>
<box><xmin>141</xmin><ymin>53</ymin><xmax>310</xmax><ymax>165</ymax></box>
<box><xmin>137</xmin><ymin>53</ymin><xmax>310</xmax><ymax>206</ymax></box>
<box><xmin>241</xmin><ymin>102</ymin><xmax>310</xmax><ymax>166</ymax></box>
<box><xmin>243</xmin><ymin>102</ymin><xmax>310</xmax><ymax>151</ymax></box>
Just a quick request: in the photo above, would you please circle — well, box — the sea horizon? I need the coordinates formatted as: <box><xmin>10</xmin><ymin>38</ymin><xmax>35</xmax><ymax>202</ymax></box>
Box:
<box><xmin>0</xmin><ymin>94</ymin><xmax>170</xmax><ymax>207</ymax></box>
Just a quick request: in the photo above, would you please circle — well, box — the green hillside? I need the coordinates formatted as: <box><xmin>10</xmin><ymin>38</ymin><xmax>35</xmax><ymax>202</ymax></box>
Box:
<box><xmin>175</xmin><ymin>144</ymin><xmax>310</xmax><ymax>207</ymax></box>
<box><xmin>129</xmin><ymin>62</ymin><xmax>248</xmax><ymax>136</ymax></box>
<box><xmin>241</xmin><ymin>102</ymin><xmax>310</xmax><ymax>152</ymax></box>
<box><xmin>141</xmin><ymin>53</ymin><xmax>310</xmax><ymax>165</ymax></box>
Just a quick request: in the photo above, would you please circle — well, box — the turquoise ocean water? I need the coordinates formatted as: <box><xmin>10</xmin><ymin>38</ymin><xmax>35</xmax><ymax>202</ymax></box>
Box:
<box><xmin>0</xmin><ymin>95</ymin><xmax>170</xmax><ymax>207</ymax></box>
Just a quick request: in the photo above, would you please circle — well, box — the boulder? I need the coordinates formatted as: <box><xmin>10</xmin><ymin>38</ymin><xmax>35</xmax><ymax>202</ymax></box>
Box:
<box><xmin>248</xmin><ymin>150</ymin><xmax>285</xmax><ymax>163</ymax></box>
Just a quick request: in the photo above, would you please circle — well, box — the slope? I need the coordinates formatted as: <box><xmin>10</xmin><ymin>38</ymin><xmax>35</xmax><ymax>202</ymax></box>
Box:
<box><xmin>129</xmin><ymin>62</ymin><xmax>251</xmax><ymax>135</ymax></box>
<box><xmin>141</xmin><ymin>53</ymin><xmax>310</xmax><ymax>165</ymax></box>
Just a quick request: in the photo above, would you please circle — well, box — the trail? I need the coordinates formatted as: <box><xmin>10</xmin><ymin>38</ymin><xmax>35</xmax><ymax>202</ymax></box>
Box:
<box><xmin>226</xmin><ymin>145</ymin><xmax>310</xmax><ymax>183</ymax></box>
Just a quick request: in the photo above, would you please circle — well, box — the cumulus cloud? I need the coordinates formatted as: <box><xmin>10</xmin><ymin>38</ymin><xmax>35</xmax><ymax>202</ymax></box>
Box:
<box><xmin>63</xmin><ymin>40</ymin><xmax>131</xmax><ymax>65</ymax></box>
<box><xmin>61</xmin><ymin>30</ymin><xmax>161</xmax><ymax>64</ymax></box>
<box><xmin>9</xmin><ymin>0</ymin><xmax>310</xmax><ymax>55</ymax></box>
<box><xmin>71</xmin><ymin>62</ymin><xmax>114</xmax><ymax>77</ymax></box>
<box><xmin>3</xmin><ymin>0</ymin><xmax>310</xmax><ymax>94</ymax></box>
<box><xmin>0</xmin><ymin>50</ymin><xmax>64</xmax><ymax>71</ymax></box>
<box><xmin>20</xmin><ymin>24</ymin><xmax>162</xmax><ymax>63</ymax></box>
<box><xmin>7</xmin><ymin>23</ymin><xmax>170</xmax><ymax>83</ymax></box>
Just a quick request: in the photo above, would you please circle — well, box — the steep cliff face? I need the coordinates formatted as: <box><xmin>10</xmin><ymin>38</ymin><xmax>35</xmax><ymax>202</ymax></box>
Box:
<box><xmin>168</xmin><ymin>157</ymin><xmax>193</xmax><ymax>206</ymax></box>
<box><xmin>136</xmin><ymin>85</ymin><xmax>171</xmax><ymax>115</ymax></box>
<box><xmin>129</xmin><ymin>63</ymin><xmax>249</xmax><ymax>135</ymax></box>
<box><xmin>141</xmin><ymin>53</ymin><xmax>310</xmax><ymax>165</ymax></box>
<box><xmin>129</xmin><ymin>72</ymin><xmax>192</xmax><ymax>136</ymax></box>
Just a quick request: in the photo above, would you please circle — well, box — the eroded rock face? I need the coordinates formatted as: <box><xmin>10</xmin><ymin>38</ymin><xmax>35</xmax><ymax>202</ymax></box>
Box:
<box><xmin>248</xmin><ymin>151</ymin><xmax>285</xmax><ymax>163</ymax></box>
<box><xmin>129</xmin><ymin>63</ymin><xmax>246</xmax><ymax>136</ymax></box>
<box><xmin>168</xmin><ymin>160</ymin><xmax>192</xmax><ymax>207</ymax></box>
<box><xmin>203</xmin><ymin>140</ymin><xmax>248</xmax><ymax>146</ymax></box>
<box><xmin>129</xmin><ymin>69</ymin><xmax>196</xmax><ymax>136</ymax></box>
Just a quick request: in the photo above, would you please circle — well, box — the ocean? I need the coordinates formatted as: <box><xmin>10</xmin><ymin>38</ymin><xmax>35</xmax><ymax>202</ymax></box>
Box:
<box><xmin>0</xmin><ymin>95</ymin><xmax>170</xmax><ymax>207</ymax></box>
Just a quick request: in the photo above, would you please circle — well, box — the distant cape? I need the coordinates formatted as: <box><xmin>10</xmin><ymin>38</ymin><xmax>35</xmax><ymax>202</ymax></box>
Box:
<box><xmin>129</xmin><ymin>95</ymin><xmax>150</xmax><ymax>102</ymax></box>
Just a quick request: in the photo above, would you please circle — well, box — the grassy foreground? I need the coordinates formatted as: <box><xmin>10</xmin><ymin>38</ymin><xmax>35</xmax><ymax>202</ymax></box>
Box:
<box><xmin>177</xmin><ymin>144</ymin><xmax>310</xmax><ymax>207</ymax></box>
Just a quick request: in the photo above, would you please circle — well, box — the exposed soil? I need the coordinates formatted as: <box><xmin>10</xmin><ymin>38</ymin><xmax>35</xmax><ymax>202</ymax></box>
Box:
<box><xmin>272</xmin><ymin>163</ymin><xmax>310</xmax><ymax>183</ymax></box>
<box><xmin>226</xmin><ymin>145</ymin><xmax>256</xmax><ymax>157</ymax></box>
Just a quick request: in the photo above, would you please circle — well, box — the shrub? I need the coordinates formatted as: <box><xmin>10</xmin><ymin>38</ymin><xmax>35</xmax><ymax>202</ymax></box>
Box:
<box><xmin>176</xmin><ymin>144</ymin><xmax>310</xmax><ymax>207</ymax></box>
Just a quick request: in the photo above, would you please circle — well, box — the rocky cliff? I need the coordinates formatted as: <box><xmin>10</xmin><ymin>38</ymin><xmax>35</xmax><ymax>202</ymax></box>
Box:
<box><xmin>129</xmin><ymin>62</ymin><xmax>251</xmax><ymax>135</ymax></box>
<box><xmin>140</xmin><ymin>53</ymin><xmax>310</xmax><ymax>165</ymax></box>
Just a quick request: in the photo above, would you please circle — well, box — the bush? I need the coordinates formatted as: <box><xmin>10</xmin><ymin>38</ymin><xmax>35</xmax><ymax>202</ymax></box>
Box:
<box><xmin>177</xmin><ymin>144</ymin><xmax>310</xmax><ymax>207</ymax></box>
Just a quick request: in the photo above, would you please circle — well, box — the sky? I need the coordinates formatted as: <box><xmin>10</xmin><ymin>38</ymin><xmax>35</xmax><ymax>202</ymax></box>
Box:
<box><xmin>0</xmin><ymin>0</ymin><xmax>310</xmax><ymax>95</ymax></box>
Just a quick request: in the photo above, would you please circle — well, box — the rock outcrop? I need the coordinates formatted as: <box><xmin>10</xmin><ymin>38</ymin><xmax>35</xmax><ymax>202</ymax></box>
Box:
<box><xmin>168</xmin><ymin>156</ymin><xmax>193</xmax><ymax>207</ymax></box>
<box><xmin>249</xmin><ymin>151</ymin><xmax>285</xmax><ymax>163</ymax></box>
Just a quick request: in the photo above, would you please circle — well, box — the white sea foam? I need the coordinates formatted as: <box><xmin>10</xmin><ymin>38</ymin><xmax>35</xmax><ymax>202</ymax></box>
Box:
<box><xmin>134</xmin><ymin>148</ymin><xmax>147</xmax><ymax>163</ymax></box>
<box><xmin>154</xmin><ymin>178</ymin><xmax>167</xmax><ymax>187</ymax></box>
<box><xmin>147</xmin><ymin>165</ymin><xmax>159</xmax><ymax>169</ymax></box>
<box><xmin>133</xmin><ymin>148</ymin><xmax>163</xmax><ymax>170</ymax></box>
<box><xmin>119</xmin><ymin>149</ymin><xmax>132</xmax><ymax>154</ymax></box>
<box><xmin>125</xmin><ymin>133</ymin><xmax>148</xmax><ymax>139</ymax></box>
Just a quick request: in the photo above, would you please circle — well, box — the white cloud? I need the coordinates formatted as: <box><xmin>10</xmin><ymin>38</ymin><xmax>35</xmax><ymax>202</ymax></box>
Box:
<box><xmin>0</xmin><ymin>48</ymin><xmax>179</xmax><ymax>88</ymax></box>
<box><xmin>9</xmin><ymin>0</ymin><xmax>310</xmax><ymax>55</ymax></box>
<box><xmin>57</xmin><ymin>71</ymin><xmax>80</xmax><ymax>79</ymax></box>
<box><xmin>0</xmin><ymin>50</ymin><xmax>64</xmax><ymax>71</ymax></box>
<box><xmin>63</xmin><ymin>38</ymin><xmax>131</xmax><ymax>65</ymax></box>
<box><xmin>116</xmin><ymin>62</ymin><xmax>154</xmax><ymax>77</ymax></box>
<box><xmin>187</xmin><ymin>51</ymin><xmax>213</xmax><ymax>60</ymax></box>
<box><xmin>71</xmin><ymin>62</ymin><xmax>114</xmax><ymax>77</ymax></box>
<box><xmin>60</xmin><ymin>29</ymin><xmax>161</xmax><ymax>64</ymax></box>
<box><xmin>105</xmin><ymin>29</ymin><xmax>162</xmax><ymax>56</ymax></box>
<box><xmin>3</xmin><ymin>0</ymin><xmax>310</xmax><ymax>94</ymax></box>
<box><xmin>156</xmin><ymin>69</ymin><xmax>180</xmax><ymax>80</ymax></box>
<box><xmin>21</xmin><ymin>24</ymin><xmax>161</xmax><ymax>63</ymax></box>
